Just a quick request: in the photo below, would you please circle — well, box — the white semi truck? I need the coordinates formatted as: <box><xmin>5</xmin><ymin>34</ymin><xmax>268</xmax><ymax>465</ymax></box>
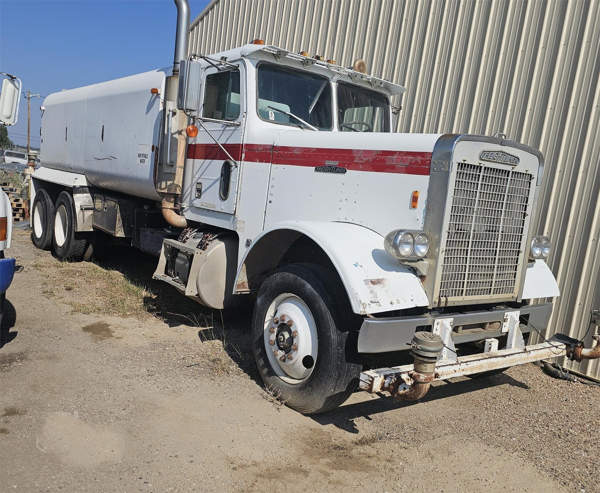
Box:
<box><xmin>25</xmin><ymin>1</ymin><xmax>600</xmax><ymax>413</ymax></box>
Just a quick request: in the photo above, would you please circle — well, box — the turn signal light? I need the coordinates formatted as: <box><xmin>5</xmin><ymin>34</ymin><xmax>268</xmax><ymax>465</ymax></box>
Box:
<box><xmin>186</xmin><ymin>124</ymin><xmax>199</xmax><ymax>138</ymax></box>
<box><xmin>150</xmin><ymin>88</ymin><xmax>160</xmax><ymax>95</ymax></box>
<box><xmin>410</xmin><ymin>191</ymin><xmax>420</xmax><ymax>209</ymax></box>
<box><xmin>252</xmin><ymin>39</ymin><xmax>265</xmax><ymax>45</ymax></box>
<box><xmin>0</xmin><ymin>217</ymin><xmax>7</xmax><ymax>242</ymax></box>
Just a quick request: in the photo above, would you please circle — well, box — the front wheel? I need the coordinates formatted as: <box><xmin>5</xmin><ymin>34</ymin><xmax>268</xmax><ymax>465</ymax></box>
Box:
<box><xmin>252</xmin><ymin>263</ymin><xmax>361</xmax><ymax>415</ymax></box>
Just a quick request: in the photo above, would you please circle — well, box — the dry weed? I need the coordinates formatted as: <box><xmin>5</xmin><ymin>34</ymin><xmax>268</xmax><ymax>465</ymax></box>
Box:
<box><xmin>261</xmin><ymin>385</ymin><xmax>289</xmax><ymax>411</ymax></box>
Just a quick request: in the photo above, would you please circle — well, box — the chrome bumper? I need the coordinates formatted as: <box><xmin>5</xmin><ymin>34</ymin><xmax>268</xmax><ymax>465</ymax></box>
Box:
<box><xmin>357</xmin><ymin>302</ymin><xmax>552</xmax><ymax>353</ymax></box>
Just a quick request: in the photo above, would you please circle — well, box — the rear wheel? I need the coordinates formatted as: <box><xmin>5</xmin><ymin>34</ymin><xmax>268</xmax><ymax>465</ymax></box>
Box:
<box><xmin>53</xmin><ymin>191</ymin><xmax>88</xmax><ymax>261</ymax></box>
<box><xmin>252</xmin><ymin>263</ymin><xmax>361</xmax><ymax>415</ymax></box>
<box><xmin>31</xmin><ymin>189</ymin><xmax>54</xmax><ymax>250</ymax></box>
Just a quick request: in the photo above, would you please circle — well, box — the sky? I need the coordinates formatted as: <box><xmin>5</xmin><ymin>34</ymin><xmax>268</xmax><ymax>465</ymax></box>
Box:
<box><xmin>0</xmin><ymin>0</ymin><xmax>211</xmax><ymax>148</ymax></box>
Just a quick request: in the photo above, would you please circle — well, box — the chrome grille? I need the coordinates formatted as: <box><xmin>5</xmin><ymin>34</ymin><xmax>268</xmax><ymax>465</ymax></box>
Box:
<box><xmin>439</xmin><ymin>163</ymin><xmax>532</xmax><ymax>299</ymax></box>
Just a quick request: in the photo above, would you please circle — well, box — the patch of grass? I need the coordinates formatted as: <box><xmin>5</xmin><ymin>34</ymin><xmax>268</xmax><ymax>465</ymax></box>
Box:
<box><xmin>172</xmin><ymin>310</ymin><xmax>244</xmax><ymax>377</ymax></box>
<box><xmin>35</xmin><ymin>257</ymin><xmax>157</xmax><ymax>319</ymax></box>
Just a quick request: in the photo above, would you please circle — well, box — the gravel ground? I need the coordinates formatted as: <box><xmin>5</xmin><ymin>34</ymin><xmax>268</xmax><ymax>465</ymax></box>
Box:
<box><xmin>1</xmin><ymin>227</ymin><xmax>599</xmax><ymax>492</ymax></box>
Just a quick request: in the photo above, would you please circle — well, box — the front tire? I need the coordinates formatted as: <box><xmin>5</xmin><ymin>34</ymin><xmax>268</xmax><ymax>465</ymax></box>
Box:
<box><xmin>31</xmin><ymin>189</ymin><xmax>55</xmax><ymax>250</ymax></box>
<box><xmin>52</xmin><ymin>191</ymin><xmax>88</xmax><ymax>261</ymax></box>
<box><xmin>252</xmin><ymin>264</ymin><xmax>361</xmax><ymax>415</ymax></box>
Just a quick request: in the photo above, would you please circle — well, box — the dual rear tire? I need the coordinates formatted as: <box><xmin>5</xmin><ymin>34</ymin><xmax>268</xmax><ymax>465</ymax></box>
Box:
<box><xmin>31</xmin><ymin>190</ymin><xmax>89</xmax><ymax>261</ymax></box>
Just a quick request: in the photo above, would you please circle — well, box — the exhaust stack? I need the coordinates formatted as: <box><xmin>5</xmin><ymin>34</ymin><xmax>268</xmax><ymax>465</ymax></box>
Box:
<box><xmin>158</xmin><ymin>0</ymin><xmax>190</xmax><ymax>228</ymax></box>
<box><xmin>173</xmin><ymin>0</ymin><xmax>190</xmax><ymax>74</ymax></box>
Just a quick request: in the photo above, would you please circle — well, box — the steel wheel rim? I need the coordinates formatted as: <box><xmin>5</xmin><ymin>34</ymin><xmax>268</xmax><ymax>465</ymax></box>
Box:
<box><xmin>54</xmin><ymin>205</ymin><xmax>68</xmax><ymax>247</ymax></box>
<box><xmin>33</xmin><ymin>202</ymin><xmax>44</xmax><ymax>239</ymax></box>
<box><xmin>263</xmin><ymin>293</ymin><xmax>318</xmax><ymax>384</ymax></box>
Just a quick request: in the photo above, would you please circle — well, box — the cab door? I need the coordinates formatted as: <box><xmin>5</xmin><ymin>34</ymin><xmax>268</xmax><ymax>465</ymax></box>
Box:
<box><xmin>188</xmin><ymin>64</ymin><xmax>244</xmax><ymax>215</ymax></box>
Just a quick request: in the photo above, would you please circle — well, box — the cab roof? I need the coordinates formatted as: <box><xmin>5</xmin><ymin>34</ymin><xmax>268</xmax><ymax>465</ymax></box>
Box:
<box><xmin>199</xmin><ymin>43</ymin><xmax>406</xmax><ymax>97</ymax></box>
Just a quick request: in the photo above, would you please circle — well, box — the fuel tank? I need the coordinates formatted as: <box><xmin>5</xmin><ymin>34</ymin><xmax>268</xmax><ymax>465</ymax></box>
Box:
<box><xmin>40</xmin><ymin>69</ymin><xmax>168</xmax><ymax>201</ymax></box>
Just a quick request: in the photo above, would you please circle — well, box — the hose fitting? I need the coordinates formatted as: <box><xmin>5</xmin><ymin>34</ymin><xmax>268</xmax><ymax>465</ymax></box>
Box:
<box><xmin>393</xmin><ymin>332</ymin><xmax>443</xmax><ymax>402</ymax></box>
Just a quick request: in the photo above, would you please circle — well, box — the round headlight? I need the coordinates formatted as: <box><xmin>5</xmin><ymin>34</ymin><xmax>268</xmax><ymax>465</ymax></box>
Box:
<box><xmin>414</xmin><ymin>234</ymin><xmax>429</xmax><ymax>258</ymax></box>
<box><xmin>541</xmin><ymin>236</ymin><xmax>552</xmax><ymax>259</ymax></box>
<box><xmin>530</xmin><ymin>236</ymin><xmax>543</xmax><ymax>259</ymax></box>
<box><xmin>397</xmin><ymin>232</ymin><xmax>414</xmax><ymax>257</ymax></box>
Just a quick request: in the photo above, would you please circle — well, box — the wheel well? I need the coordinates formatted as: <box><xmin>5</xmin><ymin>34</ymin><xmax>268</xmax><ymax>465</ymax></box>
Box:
<box><xmin>31</xmin><ymin>178</ymin><xmax>67</xmax><ymax>205</ymax></box>
<box><xmin>239</xmin><ymin>230</ymin><xmax>338</xmax><ymax>294</ymax></box>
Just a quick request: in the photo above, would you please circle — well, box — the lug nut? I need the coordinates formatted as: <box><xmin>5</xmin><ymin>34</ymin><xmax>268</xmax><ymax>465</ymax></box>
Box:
<box><xmin>269</xmin><ymin>340</ymin><xmax>275</xmax><ymax>346</ymax></box>
<box><xmin>269</xmin><ymin>327</ymin><xmax>276</xmax><ymax>333</ymax></box>
<box><xmin>291</xmin><ymin>344</ymin><xmax>298</xmax><ymax>351</ymax></box>
<box><xmin>287</xmin><ymin>320</ymin><xmax>293</xmax><ymax>327</ymax></box>
<box><xmin>292</xmin><ymin>331</ymin><xmax>298</xmax><ymax>338</ymax></box>
<box><xmin>274</xmin><ymin>317</ymin><xmax>279</xmax><ymax>324</ymax></box>
<box><xmin>280</xmin><ymin>314</ymin><xmax>286</xmax><ymax>322</ymax></box>
<box><xmin>279</xmin><ymin>356</ymin><xmax>286</xmax><ymax>362</ymax></box>
<box><xmin>273</xmin><ymin>350</ymin><xmax>279</xmax><ymax>356</ymax></box>
<box><xmin>287</xmin><ymin>354</ymin><xmax>294</xmax><ymax>360</ymax></box>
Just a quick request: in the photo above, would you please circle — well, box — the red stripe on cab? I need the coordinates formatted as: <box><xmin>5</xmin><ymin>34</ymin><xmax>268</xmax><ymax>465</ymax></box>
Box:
<box><xmin>187</xmin><ymin>143</ymin><xmax>431</xmax><ymax>175</ymax></box>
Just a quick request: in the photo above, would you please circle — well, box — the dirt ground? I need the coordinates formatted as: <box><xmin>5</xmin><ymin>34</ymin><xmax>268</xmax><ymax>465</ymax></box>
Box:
<box><xmin>1</xmin><ymin>226</ymin><xmax>599</xmax><ymax>493</ymax></box>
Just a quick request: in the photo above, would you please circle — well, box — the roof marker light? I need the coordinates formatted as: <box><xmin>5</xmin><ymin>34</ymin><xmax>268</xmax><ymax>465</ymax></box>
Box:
<box><xmin>252</xmin><ymin>39</ymin><xmax>265</xmax><ymax>45</ymax></box>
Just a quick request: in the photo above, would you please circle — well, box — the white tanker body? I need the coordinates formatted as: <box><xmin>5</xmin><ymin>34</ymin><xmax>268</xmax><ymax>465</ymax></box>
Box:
<box><xmin>40</xmin><ymin>69</ymin><xmax>167</xmax><ymax>201</ymax></box>
<box><xmin>28</xmin><ymin>0</ymin><xmax>597</xmax><ymax>415</ymax></box>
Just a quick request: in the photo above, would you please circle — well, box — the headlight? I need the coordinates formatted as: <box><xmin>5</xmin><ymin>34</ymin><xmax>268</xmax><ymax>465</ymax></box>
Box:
<box><xmin>384</xmin><ymin>230</ymin><xmax>429</xmax><ymax>261</ymax></box>
<box><xmin>530</xmin><ymin>235</ymin><xmax>551</xmax><ymax>260</ymax></box>
<box><xmin>541</xmin><ymin>237</ymin><xmax>551</xmax><ymax>259</ymax></box>
<box><xmin>414</xmin><ymin>234</ymin><xmax>430</xmax><ymax>257</ymax></box>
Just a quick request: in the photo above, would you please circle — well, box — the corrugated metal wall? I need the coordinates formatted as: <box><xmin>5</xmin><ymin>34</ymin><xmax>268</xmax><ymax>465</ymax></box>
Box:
<box><xmin>190</xmin><ymin>0</ymin><xmax>600</xmax><ymax>377</ymax></box>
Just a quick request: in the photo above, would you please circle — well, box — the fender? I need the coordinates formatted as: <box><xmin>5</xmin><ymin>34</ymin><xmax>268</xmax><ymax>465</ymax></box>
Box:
<box><xmin>521</xmin><ymin>259</ymin><xmax>560</xmax><ymax>299</ymax></box>
<box><xmin>236</xmin><ymin>220</ymin><xmax>430</xmax><ymax>315</ymax></box>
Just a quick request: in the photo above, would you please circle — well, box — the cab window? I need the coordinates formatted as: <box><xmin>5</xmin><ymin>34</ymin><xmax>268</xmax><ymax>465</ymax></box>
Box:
<box><xmin>337</xmin><ymin>82</ymin><xmax>390</xmax><ymax>132</ymax></box>
<box><xmin>203</xmin><ymin>70</ymin><xmax>241</xmax><ymax>121</ymax></box>
<box><xmin>257</xmin><ymin>64</ymin><xmax>332</xmax><ymax>130</ymax></box>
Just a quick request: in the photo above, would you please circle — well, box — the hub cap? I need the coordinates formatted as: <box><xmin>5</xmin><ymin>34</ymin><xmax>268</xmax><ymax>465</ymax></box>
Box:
<box><xmin>33</xmin><ymin>202</ymin><xmax>44</xmax><ymax>239</ymax></box>
<box><xmin>263</xmin><ymin>294</ymin><xmax>318</xmax><ymax>383</ymax></box>
<box><xmin>54</xmin><ymin>205</ymin><xmax>68</xmax><ymax>247</ymax></box>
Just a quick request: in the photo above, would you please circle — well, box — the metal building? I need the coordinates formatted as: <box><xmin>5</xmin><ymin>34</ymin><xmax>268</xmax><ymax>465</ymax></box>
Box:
<box><xmin>189</xmin><ymin>0</ymin><xmax>600</xmax><ymax>378</ymax></box>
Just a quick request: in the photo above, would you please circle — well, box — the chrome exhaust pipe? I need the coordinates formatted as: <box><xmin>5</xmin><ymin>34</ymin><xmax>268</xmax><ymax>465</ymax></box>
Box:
<box><xmin>173</xmin><ymin>0</ymin><xmax>190</xmax><ymax>75</ymax></box>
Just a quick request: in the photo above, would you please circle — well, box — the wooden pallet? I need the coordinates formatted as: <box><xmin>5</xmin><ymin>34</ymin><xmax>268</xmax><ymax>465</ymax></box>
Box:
<box><xmin>0</xmin><ymin>183</ymin><xmax>29</xmax><ymax>222</ymax></box>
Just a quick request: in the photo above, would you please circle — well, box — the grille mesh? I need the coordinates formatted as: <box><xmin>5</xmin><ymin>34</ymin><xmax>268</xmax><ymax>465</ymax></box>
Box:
<box><xmin>439</xmin><ymin>163</ymin><xmax>532</xmax><ymax>299</ymax></box>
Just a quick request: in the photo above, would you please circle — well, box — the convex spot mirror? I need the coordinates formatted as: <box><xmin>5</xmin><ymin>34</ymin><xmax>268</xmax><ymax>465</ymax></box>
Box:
<box><xmin>0</xmin><ymin>73</ymin><xmax>22</xmax><ymax>126</ymax></box>
<box><xmin>177</xmin><ymin>59</ymin><xmax>202</xmax><ymax>115</ymax></box>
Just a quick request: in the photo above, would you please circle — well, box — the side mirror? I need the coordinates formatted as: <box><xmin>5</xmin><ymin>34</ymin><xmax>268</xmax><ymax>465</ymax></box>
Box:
<box><xmin>177</xmin><ymin>59</ymin><xmax>202</xmax><ymax>115</ymax></box>
<box><xmin>0</xmin><ymin>73</ymin><xmax>22</xmax><ymax>126</ymax></box>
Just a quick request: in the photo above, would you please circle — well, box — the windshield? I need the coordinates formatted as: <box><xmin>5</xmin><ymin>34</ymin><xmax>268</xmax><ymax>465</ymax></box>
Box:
<box><xmin>337</xmin><ymin>82</ymin><xmax>390</xmax><ymax>132</ymax></box>
<box><xmin>257</xmin><ymin>64</ymin><xmax>332</xmax><ymax>130</ymax></box>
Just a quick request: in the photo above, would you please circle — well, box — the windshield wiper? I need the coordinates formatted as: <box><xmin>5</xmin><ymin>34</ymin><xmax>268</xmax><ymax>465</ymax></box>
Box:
<box><xmin>267</xmin><ymin>106</ymin><xmax>318</xmax><ymax>131</ymax></box>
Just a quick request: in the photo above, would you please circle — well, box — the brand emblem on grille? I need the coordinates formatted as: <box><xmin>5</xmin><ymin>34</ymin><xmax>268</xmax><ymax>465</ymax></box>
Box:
<box><xmin>479</xmin><ymin>150</ymin><xmax>519</xmax><ymax>166</ymax></box>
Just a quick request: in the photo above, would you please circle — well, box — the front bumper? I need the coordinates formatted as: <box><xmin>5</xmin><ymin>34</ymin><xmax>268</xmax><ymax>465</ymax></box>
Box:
<box><xmin>357</xmin><ymin>302</ymin><xmax>552</xmax><ymax>353</ymax></box>
<box><xmin>0</xmin><ymin>257</ymin><xmax>15</xmax><ymax>294</ymax></box>
<box><xmin>360</xmin><ymin>310</ymin><xmax>600</xmax><ymax>401</ymax></box>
